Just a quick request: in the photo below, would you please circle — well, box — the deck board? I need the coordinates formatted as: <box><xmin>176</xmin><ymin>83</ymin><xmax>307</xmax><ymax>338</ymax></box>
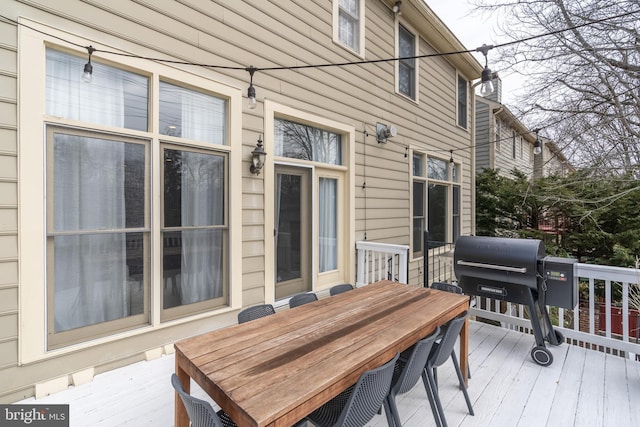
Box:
<box><xmin>18</xmin><ymin>321</ymin><xmax>640</xmax><ymax>427</ymax></box>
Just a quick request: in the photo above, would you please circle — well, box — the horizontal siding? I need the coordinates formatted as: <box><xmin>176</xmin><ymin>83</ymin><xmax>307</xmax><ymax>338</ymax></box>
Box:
<box><xmin>2</xmin><ymin>0</ymin><xmax>479</xmax><ymax>401</ymax></box>
<box><xmin>475</xmin><ymin>104</ymin><xmax>491</xmax><ymax>171</ymax></box>
<box><xmin>0</xmin><ymin>15</ymin><xmax>16</xmax><ymax>378</ymax></box>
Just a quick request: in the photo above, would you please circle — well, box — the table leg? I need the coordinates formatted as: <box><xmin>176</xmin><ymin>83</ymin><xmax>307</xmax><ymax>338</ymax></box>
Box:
<box><xmin>175</xmin><ymin>361</ymin><xmax>190</xmax><ymax>427</ymax></box>
<box><xmin>460</xmin><ymin>317</ymin><xmax>469</xmax><ymax>387</ymax></box>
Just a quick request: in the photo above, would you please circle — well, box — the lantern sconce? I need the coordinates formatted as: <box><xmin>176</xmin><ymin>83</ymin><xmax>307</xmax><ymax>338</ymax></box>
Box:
<box><xmin>250</xmin><ymin>135</ymin><xmax>267</xmax><ymax>175</ymax></box>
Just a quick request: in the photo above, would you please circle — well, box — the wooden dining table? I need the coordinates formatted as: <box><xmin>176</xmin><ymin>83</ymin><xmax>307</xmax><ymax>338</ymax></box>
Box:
<box><xmin>174</xmin><ymin>280</ymin><xmax>470</xmax><ymax>427</ymax></box>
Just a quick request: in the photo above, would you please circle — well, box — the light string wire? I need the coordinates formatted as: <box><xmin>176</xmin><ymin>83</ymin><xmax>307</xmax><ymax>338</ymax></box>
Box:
<box><xmin>1</xmin><ymin>9</ymin><xmax>638</xmax><ymax>73</ymax></box>
<box><xmin>1</xmin><ymin>8</ymin><xmax>638</xmax><ymax>160</ymax></box>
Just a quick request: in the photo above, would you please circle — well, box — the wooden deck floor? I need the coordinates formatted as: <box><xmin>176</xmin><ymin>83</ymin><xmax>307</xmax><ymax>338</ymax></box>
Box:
<box><xmin>19</xmin><ymin>321</ymin><xmax>640</xmax><ymax>426</ymax></box>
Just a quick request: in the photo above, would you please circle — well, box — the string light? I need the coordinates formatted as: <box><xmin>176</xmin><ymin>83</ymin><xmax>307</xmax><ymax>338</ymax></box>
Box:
<box><xmin>477</xmin><ymin>44</ymin><xmax>494</xmax><ymax>96</ymax></box>
<box><xmin>81</xmin><ymin>45</ymin><xmax>95</xmax><ymax>83</ymax></box>
<box><xmin>246</xmin><ymin>66</ymin><xmax>257</xmax><ymax>110</ymax></box>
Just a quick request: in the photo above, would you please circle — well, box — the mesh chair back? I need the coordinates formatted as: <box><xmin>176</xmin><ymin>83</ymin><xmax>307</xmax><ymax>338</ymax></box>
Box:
<box><xmin>393</xmin><ymin>327</ymin><xmax>440</xmax><ymax>395</ymax></box>
<box><xmin>289</xmin><ymin>292</ymin><xmax>318</xmax><ymax>308</ymax></box>
<box><xmin>171</xmin><ymin>374</ymin><xmax>226</xmax><ymax>427</ymax></box>
<box><xmin>238</xmin><ymin>304</ymin><xmax>276</xmax><ymax>323</ymax></box>
<box><xmin>329</xmin><ymin>284</ymin><xmax>354</xmax><ymax>296</ymax></box>
<box><xmin>336</xmin><ymin>353</ymin><xmax>399</xmax><ymax>426</ymax></box>
<box><xmin>431</xmin><ymin>281</ymin><xmax>463</xmax><ymax>294</ymax></box>
<box><xmin>429</xmin><ymin>311</ymin><xmax>469</xmax><ymax>368</ymax></box>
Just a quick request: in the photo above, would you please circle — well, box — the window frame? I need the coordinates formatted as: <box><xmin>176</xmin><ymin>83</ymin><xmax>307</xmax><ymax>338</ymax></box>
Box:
<box><xmin>45</xmin><ymin>125</ymin><xmax>151</xmax><ymax>349</ymax></box>
<box><xmin>264</xmin><ymin>101</ymin><xmax>355</xmax><ymax>299</ymax></box>
<box><xmin>332</xmin><ymin>0</ymin><xmax>366</xmax><ymax>57</ymax></box>
<box><xmin>18</xmin><ymin>23</ymin><xmax>242</xmax><ymax>362</ymax></box>
<box><xmin>411</xmin><ymin>153</ymin><xmax>426</xmax><ymax>259</ymax></box>
<box><xmin>395</xmin><ymin>21</ymin><xmax>419</xmax><ymax>102</ymax></box>
<box><xmin>410</xmin><ymin>152</ymin><xmax>462</xmax><ymax>259</ymax></box>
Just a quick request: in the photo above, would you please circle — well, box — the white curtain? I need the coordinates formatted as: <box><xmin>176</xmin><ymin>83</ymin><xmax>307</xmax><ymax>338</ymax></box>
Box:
<box><xmin>319</xmin><ymin>178</ymin><xmax>338</xmax><ymax>272</ymax></box>
<box><xmin>47</xmin><ymin>49</ymin><xmax>128</xmax><ymax>331</ymax></box>
<box><xmin>179</xmin><ymin>92</ymin><xmax>225</xmax><ymax>304</ymax></box>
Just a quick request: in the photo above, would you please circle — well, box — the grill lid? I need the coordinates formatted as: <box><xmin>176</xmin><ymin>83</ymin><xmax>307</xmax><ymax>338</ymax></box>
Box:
<box><xmin>454</xmin><ymin>236</ymin><xmax>545</xmax><ymax>288</ymax></box>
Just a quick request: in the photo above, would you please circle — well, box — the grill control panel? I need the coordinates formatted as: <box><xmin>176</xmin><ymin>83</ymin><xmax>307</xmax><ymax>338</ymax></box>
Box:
<box><xmin>542</xmin><ymin>256</ymin><xmax>578</xmax><ymax>309</ymax></box>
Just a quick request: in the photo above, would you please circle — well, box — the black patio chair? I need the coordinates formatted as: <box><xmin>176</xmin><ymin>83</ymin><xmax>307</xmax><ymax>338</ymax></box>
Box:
<box><xmin>305</xmin><ymin>353</ymin><xmax>400</xmax><ymax>427</ymax></box>
<box><xmin>289</xmin><ymin>292</ymin><xmax>318</xmax><ymax>308</ymax></box>
<box><xmin>421</xmin><ymin>312</ymin><xmax>474</xmax><ymax>427</ymax></box>
<box><xmin>431</xmin><ymin>281</ymin><xmax>472</xmax><ymax>379</ymax></box>
<box><xmin>385</xmin><ymin>326</ymin><xmax>440</xmax><ymax>427</ymax></box>
<box><xmin>171</xmin><ymin>374</ymin><xmax>237</xmax><ymax>427</ymax></box>
<box><xmin>237</xmin><ymin>304</ymin><xmax>276</xmax><ymax>324</ymax></box>
<box><xmin>329</xmin><ymin>284</ymin><xmax>354</xmax><ymax>296</ymax></box>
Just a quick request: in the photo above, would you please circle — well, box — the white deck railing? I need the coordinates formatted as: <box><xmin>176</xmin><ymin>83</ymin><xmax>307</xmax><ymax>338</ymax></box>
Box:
<box><xmin>469</xmin><ymin>262</ymin><xmax>640</xmax><ymax>360</ymax></box>
<box><xmin>355</xmin><ymin>240</ymin><xmax>640</xmax><ymax>360</ymax></box>
<box><xmin>355</xmin><ymin>241</ymin><xmax>409</xmax><ymax>287</ymax></box>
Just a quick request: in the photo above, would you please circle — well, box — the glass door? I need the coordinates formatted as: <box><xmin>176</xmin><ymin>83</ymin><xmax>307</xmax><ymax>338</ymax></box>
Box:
<box><xmin>275</xmin><ymin>165</ymin><xmax>311</xmax><ymax>299</ymax></box>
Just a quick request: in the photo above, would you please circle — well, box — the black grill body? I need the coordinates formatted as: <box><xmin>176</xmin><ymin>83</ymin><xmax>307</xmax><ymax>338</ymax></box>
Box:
<box><xmin>454</xmin><ymin>236</ymin><xmax>577</xmax><ymax>366</ymax></box>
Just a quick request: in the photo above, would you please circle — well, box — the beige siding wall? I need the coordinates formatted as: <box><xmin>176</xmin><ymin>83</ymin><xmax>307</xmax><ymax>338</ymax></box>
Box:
<box><xmin>0</xmin><ymin>16</ymin><xmax>18</xmax><ymax>378</ymax></box>
<box><xmin>475</xmin><ymin>101</ymin><xmax>491</xmax><ymax>171</ymax></box>
<box><xmin>0</xmin><ymin>0</ymin><xmax>478</xmax><ymax>401</ymax></box>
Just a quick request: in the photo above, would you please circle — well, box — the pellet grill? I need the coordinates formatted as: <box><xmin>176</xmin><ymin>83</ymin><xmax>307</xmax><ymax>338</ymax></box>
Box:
<box><xmin>453</xmin><ymin>236</ymin><xmax>578</xmax><ymax>366</ymax></box>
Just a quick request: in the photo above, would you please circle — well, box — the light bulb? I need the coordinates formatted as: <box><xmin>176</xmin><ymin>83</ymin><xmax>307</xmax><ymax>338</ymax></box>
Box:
<box><xmin>534</xmin><ymin>145</ymin><xmax>542</xmax><ymax>155</ymax></box>
<box><xmin>480</xmin><ymin>66</ymin><xmax>494</xmax><ymax>96</ymax></box>
<box><xmin>480</xmin><ymin>80</ymin><xmax>494</xmax><ymax>97</ymax></box>
<box><xmin>82</xmin><ymin>62</ymin><xmax>93</xmax><ymax>83</ymax></box>
<box><xmin>247</xmin><ymin>84</ymin><xmax>257</xmax><ymax>110</ymax></box>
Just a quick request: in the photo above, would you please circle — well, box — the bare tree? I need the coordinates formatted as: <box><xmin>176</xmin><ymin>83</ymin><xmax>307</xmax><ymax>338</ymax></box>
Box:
<box><xmin>473</xmin><ymin>0</ymin><xmax>640</xmax><ymax>177</ymax></box>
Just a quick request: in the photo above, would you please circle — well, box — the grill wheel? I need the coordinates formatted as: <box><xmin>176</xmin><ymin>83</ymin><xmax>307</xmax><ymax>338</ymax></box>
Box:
<box><xmin>531</xmin><ymin>346</ymin><xmax>553</xmax><ymax>366</ymax></box>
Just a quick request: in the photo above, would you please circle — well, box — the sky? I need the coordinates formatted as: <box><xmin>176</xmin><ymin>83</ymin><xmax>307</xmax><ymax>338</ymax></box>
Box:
<box><xmin>425</xmin><ymin>0</ymin><xmax>521</xmax><ymax>105</ymax></box>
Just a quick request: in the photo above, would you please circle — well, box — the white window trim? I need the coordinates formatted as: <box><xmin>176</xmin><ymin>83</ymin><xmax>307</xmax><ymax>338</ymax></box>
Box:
<box><xmin>395</xmin><ymin>19</ymin><xmax>419</xmax><ymax>103</ymax></box>
<box><xmin>332</xmin><ymin>0</ymin><xmax>366</xmax><ymax>58</ymax></box>
<box><xmin>263</xmin><ymin>100</ymin><xmax>356</xmax><ymax>299</ymax></box>
<box><xmin>18</xmin><ymin>20</ymin><xmax>242</xmax><ymax>363</ymax></box>
<box><xmin>410</xmin><ymin>149</ymin><xmax>426</xmax><ymax>261</ymax></box>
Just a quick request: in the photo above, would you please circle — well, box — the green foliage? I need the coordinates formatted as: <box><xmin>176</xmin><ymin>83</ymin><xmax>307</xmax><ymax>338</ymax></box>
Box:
<box><xmin>475</xmin><ymin>169</ymin><xmax>640</xmax><ymax>267</ymax></box>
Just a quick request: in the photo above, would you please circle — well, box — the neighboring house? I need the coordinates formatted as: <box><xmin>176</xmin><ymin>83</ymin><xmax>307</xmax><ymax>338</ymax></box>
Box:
<box><xmin>0</xmin><ymin>0</ymin><xmax>482</xmax><ymax>401</ymax></box>
<box><xmin>534</xmin><ymin>136</ymin><xmax>574</xmax><ymax>180</ymax></box>
<box><xmin>475</xmin><ymin>76</ymin><xmax>575</xmax><ymax>181</ymax></box>
<box><xmin>475</xmin><ymin>77</ymin><xmax>537</xmax><ymax>178</ymax></box>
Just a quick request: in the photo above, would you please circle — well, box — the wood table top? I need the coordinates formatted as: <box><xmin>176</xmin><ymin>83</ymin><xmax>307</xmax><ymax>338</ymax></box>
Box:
<box><xmin>174</xmin><ymin>280</ymin><xmax>469</xmax><ymax>427</ymax></box>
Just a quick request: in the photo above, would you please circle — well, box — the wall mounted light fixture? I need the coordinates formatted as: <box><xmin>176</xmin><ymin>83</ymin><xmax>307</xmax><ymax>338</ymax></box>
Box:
<box><xmin>376</xmin><ymin>123</ymin><xmax>397</xmax><ymax>143</ymax></box>
<box><xmin>82</xmin><ymin>45</ymin><xmax>96</xmax><ymax>83</ymax></box>
<box><xmin>250</xmin><ymin>135</ymin><xmax>267</xmax><ymax>175</ymax></box>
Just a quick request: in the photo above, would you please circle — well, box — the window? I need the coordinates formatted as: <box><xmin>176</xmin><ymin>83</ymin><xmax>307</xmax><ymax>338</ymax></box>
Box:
<box><xmin>495</xmin><ymin>119</ymin><xmax>501</xmax><ymax>151</ymax></box>
<box><xmin>512</xmin><ymin>131</ymin><xmax>517</xmax><ymax>159</ymax></box>
<box><xmin>457</xmin><ymin>75</ymin><xmax>468</xmax><ymax>128</ymax></box>
<box><xmin>39</xmin><ymin>47</ymin><xmax>235</xmax><ymax>349</ymax></box>
<box><xmin>412</xmin><ymin>153</ymin><xmax>460</xmax><ymax>256</ymax></box>
<box><xmin>427</xmin><ymin>157</ymin><xmax>461</xmax><ymax>247</ymax></box>
<box><xmin>397</xmin><ymin>23</ymin><xmax>417</xmax><ymax>100</ymax></box>
<box><xmin>333</xmin><ymin>0</ymin><xmax>364</xmax><ymax>55</ymax></box>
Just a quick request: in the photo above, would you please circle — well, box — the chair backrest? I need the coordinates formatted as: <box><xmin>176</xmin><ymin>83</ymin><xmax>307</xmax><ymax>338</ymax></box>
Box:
<box><xmin>329</xmin><ymin>283</ymin><xmax>354</xmax><ymax>296</ymax></box>
<box><xmin>237</xmin><ymin>304</ymin><xmax>276</xmax><ymax>324</ymax></box>
<box><xmin>171</xmin><ymin>374</ymin><xmax>224</xmax><ymax>427</ymax></box>
<box><xmin>431</xmin><ymin>281</ymin><xmax>463</xmax><ymax>294</ymax></box>
<box><xmin>336</xmin><ymin>353</ymin><xmax>400</xmax><ymax>426</ymax></box>
<box><xmin>289</xmin><ymin>292</ymin><xmax>318</xmax><ymax>308</ymax></box>
<box><xmin>391</xmin><ymin>326</ymin><xmax>440</xmax><ymax>395</ymax></box>
<box><xmin>428</xmin><ymin>311</ymin><xmax>469</xmax><ymax>368</ymax></box>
